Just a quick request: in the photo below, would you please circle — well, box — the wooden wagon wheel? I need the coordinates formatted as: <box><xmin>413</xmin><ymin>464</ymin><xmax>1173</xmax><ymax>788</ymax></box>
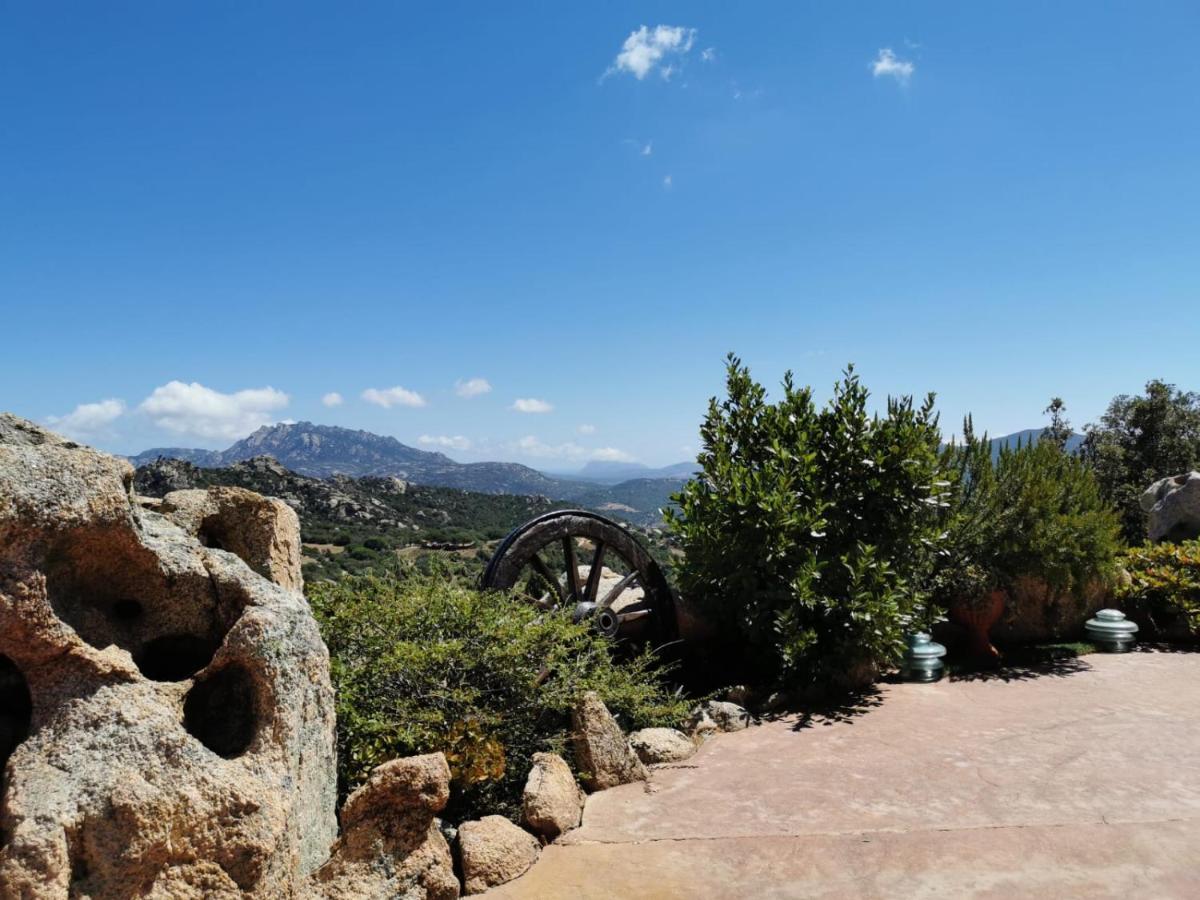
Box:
<box><xmin>481</xmin><ymin>510</ymin><xmax>678</xmax><ymax>646</ymax></box>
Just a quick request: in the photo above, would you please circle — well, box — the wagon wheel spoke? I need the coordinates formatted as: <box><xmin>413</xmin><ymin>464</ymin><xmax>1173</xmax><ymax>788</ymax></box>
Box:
<box><xmin>597</xmin><ymin>570</ymin><xmax>640</xmax><ymax>611</ymax></box>
<box><xmin>529</xmin><ymin>553</ymin><xmax>565</xmax><ymax>607</ymax></box>
<box><xmin>563</xmin><ymin>537</ymin><xmax>583</xmax><ymax>604</ymax></box>
<box><xmin>583</xmin><ymin>541</ymin><xmax>606</xmax><ymax>603</ymax></box>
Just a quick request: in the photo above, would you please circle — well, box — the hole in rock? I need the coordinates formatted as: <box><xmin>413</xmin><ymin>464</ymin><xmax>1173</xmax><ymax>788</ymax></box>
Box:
<box><xmin>135</xmin><ymin>635</ymin><xmax>221</xmax><ymax>682</ymax></box>
<box><xmin>0</xmin><ymin>655</ymin><xmax>32</xmax><ymax>787</ymax></box>
<box><xmin>184</xmin><ymin>664</ymin><xmax>257</xmax><ymax>758</ymax></box>
<box><xmin>110</xmin><ymin>599</ymin><xmax>143</xmax><ymax>622</ymax></box>
<box><xmin>42</xmin><ymin>525</ymin><xmax>252</xmax><ymax>683</ymax></box>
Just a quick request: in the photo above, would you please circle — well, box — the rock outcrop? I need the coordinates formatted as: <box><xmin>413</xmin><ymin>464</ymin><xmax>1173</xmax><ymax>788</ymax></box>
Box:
<box><xmin>571</xmin><ymin>691</ymin><xmax>648</xmax><ymax>791</ymax></box>
<box><xmin>159</xmin><ymin>485</ymin><xmax>304</xmax><ymax>592</ymax></box>
<box><xmin>628</xmin><ymin>727</ymin><xmax>696</xmax><ymax>764</ymax></box>
<box><xmin>521</xmin><ymin>752</ymin><xmax>584</xmax><ymax>840</ymax></box>
<box><xmin>310</xmin><ymin>753</ymin><xmax>459</xmax><ymax>900</ymax></box>
<box><xmin>1142</xmin><ymin>472</ymin><xmax>1200</xmax><ymax>542</ymax></box>
<box><xmin>456</xmin><ymin>815</ymin><xmax>540</xmax><ymax>895</ymax></box>
<box><xmin>0</xmin><ymin>414</ymin><xmax>337</xmax><ymax>897</ymax></box>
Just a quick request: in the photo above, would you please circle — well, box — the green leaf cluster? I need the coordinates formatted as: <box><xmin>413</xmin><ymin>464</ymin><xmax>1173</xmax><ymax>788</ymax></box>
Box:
<box><xmin>665</xmin><ymin>355</ymin><xmax>945</xmax><ymax>690</ymax></box>
<box><xmin>1117</xmin><ymin>540</ymin><xmax>1200</xmax><ymax>635</ymax></box>
<box><xmin>308</xmin><ymin>568</ymin><xmax>688</xmax><ymax>822</ymax></box>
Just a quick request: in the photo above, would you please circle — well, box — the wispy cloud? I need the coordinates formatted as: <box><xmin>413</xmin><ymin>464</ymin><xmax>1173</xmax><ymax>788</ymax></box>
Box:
<box><xmin>591</xmin><ymin>447</ymin><xmax>636</xmax><ymax>462</ymax></box>
<box><xmin>362</xmin><ymin>386</ymin><xmax>427</xmax><ymax>409</ymax></box>
<box><xmin>419</xmin><ymin>434</ymin><xmax>471</xmax><ymax>451</ymax></box>
<box><xmin>663</xmin><ymin>174</ymin><xmax>673</xmax><ymax>189</ymax></box>
<box><xmin>455</xmin><ymin>377</ymin><xmax>492</xmax><ymax>398</ymax></box>
<box><xmin>701</xmin><ymin>47</ymin><xmax>716</xmax><ymax>63</ymax></box>
<box><xmin>512</xmin><ymin>398</ymin><xmax>553</xmax><ymax>414</ymax></box>
<box><xmin>642</xmin><ymin>141</ymin><xmax>653</xmax><ymax>156</ymax></box>
<box><xmin>511</xmin><ymin>435</ymin><xmax>634</xmax><ymax>462</ymax></box>
<box><xmin>321</xmin><ymin>392</ymin><xmax>344</xmax><ymax>407</ymax></box>
<box><xmin>139</xmin><ymin>382</ymin><xmax>289</xmax><ymax>440</ymax></box>
<box><xmin>871</xmin><ymin>48</ymin><xmax>914</xmax><ymax>84</ymax></box>
<box><xmin>46</xmin><ymin>398</ymin><xmax>126</xmax><ymax>439</ymax></box>
<box><xmin>577</xmin><ymin>424</ymin><xmax>597</xmax><ymax>435</ymax></box>
<box><xmin>606</xmin><ymin>25</ymin><xmax>697</xmax><ymax>81</ymax></box>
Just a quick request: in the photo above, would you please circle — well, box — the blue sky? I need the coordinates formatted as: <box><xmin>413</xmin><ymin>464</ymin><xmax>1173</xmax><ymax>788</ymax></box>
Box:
<box><xmin>3</xmin><ymin>2</ymin><xmax>1198</xmax><ymax>468</ymax></box>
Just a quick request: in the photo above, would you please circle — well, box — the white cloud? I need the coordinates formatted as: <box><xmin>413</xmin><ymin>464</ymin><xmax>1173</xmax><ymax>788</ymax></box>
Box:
<box><xmin>577</xmin><ymin>424</ymin><xmax>597</xmax><ymax>435</ymax></box>
<box><xmin>591</xmin><ymin>447</ymin><xmax>636</xmax><ymax>463</ymax></box>
<box><xmin>608</xmin><ymin>25</ymin><xmax>697</xmax><ymax>81</ymax></box>
<box><xmin>362</xmin><ymin>386</ymin><xmax>427</xmax><ymax>409</ymax></box>
<box><xmin>139</xmin><ymin>382</ymin><xmax>289</xmax><ymax>440</ymax></box>
<box><xmin>871</xmin><ymin>48</ymin><xmax>914</xmax><ymax>84</ymax></box>
<box><xmin>663</xmin><ymin>174</ymin><xmax>673</xmax><ymax>189</ymax></box>
<box><xmin>701</xmin><ymin>47</ymin><xmax>716</xmax><ymax>63</ymax></box>
<box><xmin>642</xmin><ymin>141</ymin><xmax>653</xmax><ymax>156</ymax></box>
<box><xmin>511</xmin><ymin>436</ymin><xmax>634</xmax><ymax>463</ymax></box>
<box><xmin>455</xmin><ymin>377</ymin><xmax>492</xmax><ymax>398</ymax></box>
<box><xmin>322</xmin><ymin>392</ymin><xmax>344</xmax><ymax>407</ymax></box>
<box><xmin>46</xmin><ymin>398</ymin><xmax>126</xmax><ymax>438</ymax></box>
<box><xmin>511</xmin><ymin>398</ymin><xmax>553</xmax><ymax>414</ymax></box>
<box><xmin>419</xmin><ymin>434</ymin><xmax>472</xmax><ymax>451</ymax></box>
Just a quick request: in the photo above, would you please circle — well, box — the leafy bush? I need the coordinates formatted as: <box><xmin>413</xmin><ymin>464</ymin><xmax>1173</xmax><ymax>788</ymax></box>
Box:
<box><xmin>1116</xmin><ymin>541</ymin><xmax>1200</xmax><ymax>635</ymax></box>
<box><xmin>308</xmin><ymin>569</ymin><xmax>689</xmax><ymax>822</ymax></box>
<box><xmin>932</xmin><ymin>421</ymin><xmax>1121</xmax><ymax>608</ymax></box>
<box><xmin>1082</xmin><ymin>379</ymin><xmax>1200</xmax><ymax>542</ymax></box>
<box><xmin>666</xmin><ymin>355</ymin><xmax>945</xmax><ymax>691</ymax></box>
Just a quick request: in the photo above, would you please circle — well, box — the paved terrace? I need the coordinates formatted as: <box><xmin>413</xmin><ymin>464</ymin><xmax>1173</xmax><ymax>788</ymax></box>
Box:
<box><xmin>493</xmin><ymin>650</ymin><xmax>1200</xmax><ymax>899</ymax></box>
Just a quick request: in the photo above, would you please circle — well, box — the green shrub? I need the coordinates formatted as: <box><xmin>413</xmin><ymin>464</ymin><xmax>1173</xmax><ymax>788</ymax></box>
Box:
<box><xmin>666</xmin><ymin>355</ymin><xmax>945</xmax><ymax>691</ymax></box>
<box><xmin>932</xmin><ymin>421</ymin><xmax>1121</xmax><ymax>607</ymax></box>
<box><xmin>308</xmin><ymin>569</ymin><xmax>689</xmax><ymax>822</ymax></box>
<box><xmin>1116</xmin><ymin>541</ymin><xmax>1200</xmax><ymax>635</ymax></box>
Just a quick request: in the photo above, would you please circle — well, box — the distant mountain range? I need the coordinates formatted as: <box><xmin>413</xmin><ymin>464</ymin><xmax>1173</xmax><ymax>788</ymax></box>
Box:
<box><xmin>986</xmin><ymin>429</ymin><xmax>1085</xmax><ymax>458</ymax></box>
<box><xmin>128</xmin><ymin>422</ymin><xmax>1084</xmax><ymax>525</ymax></box>
<box><xmin>129</xmin><ymin>422</ymin><xmax>688</xmax><ymax>525</ymax></box>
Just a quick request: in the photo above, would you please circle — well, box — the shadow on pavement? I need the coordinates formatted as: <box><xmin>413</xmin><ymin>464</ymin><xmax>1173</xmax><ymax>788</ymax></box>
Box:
<box><xmin>787</xmin><ymin>687</ymin><xmax>885</xmax><ymax>731</ymax></box>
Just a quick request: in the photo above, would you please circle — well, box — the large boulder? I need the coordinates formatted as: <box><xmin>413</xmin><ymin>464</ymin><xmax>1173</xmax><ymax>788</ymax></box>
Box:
<box><xmin>0</xmin><ymin>414</ymin><xmax>465</xmax><ymax>898</ymax></box>
<box><xmin>456</xmin><ymin>815</ymin><xmax>540</xmax><ymax>895</ymax></box>
<box><xmin>0</xmin><ymin>414</ymin><xmax>337</xmax><ymax>897</ymax></box>
<box><xmin>160</xmin><ymin>485</ymin><xmax>304</xmax><ymax>592</ymax></box>
<box><xmin>571</xmin><ymin>691</ymin><xmax>648</xmax><ymax>791</ymax></box>
<box><xmin>628</xmin><ymin>728</ymin><xmax>696</xmax><ymax>765</ymax></box>
<box><xmin>1142</xmin><ymin>472</ymin><xmax>1200</xmax><ymax>542</ymax></box>
<box><xmin>521</xmin><ymin>752</ymin><xmax>584</xmax><ymax>840</ymax></box>
<box><xmin>310</xmin><ymin>753</ymin><xmax>459</xmax><ymax>900</ymax></box>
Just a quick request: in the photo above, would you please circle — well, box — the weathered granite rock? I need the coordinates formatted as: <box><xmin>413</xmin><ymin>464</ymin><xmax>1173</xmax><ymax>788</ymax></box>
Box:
<box><xmin>160</xmin><ymin>485</ymin><xmax>304</xmax><ymax>592</ymax></box>
<box><xmin>521</xmin><ymin>752</ymin><xmax>584</xmax><ymax>840</ymax></box>
<box><xmin>571</xmin><ymin>691</ymin><xmax>647</xmax><ymax>791</ymax></box>
<box><xmin>0</xmin><ymin>414</ymin><xmax>337</xmax><ymax>898</ymax></box>
<box><xmin>309</xmin><ymin>753</ymin><xmax>459</xmax><ymax>900</ymax></box>
<box><xmin>628</xmin><ymin>727</ymin><xmax>696</xmax><ymax>764</ymax></box>
<box><xmin>1142</xmin><ymin>472</ymin><xmax>1200</xmax><ymax>542</ymax></box>
<box><xmin>457</xmin><ymin>815</ymin><xmax>540</xmax><ymax>895</ymax></box>
<box><xmin>690</xmin><ymin>701</ymin><xmax>752</xmax><ymax>733</ymax></box>
<box><xmin>687</xmin><ymin>709</ymin><xmax>719</xmax><ymax>744</ymax></box>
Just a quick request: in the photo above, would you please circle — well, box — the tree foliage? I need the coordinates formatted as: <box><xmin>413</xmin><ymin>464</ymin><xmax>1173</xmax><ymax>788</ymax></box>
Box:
<box><xmin>1082</xmin><ymin>380</ymin><xmax>1200</xmax><ymax>542</ymax></box>
<box><xmin>665</xmin><ymin>355</ymin><xmax>945</xmax><ymax>690</ymax></box>
<box><xmin>1116</xmin><ymin>540</ymin><xmax>1200</xmax><ymax>636</ymax></box>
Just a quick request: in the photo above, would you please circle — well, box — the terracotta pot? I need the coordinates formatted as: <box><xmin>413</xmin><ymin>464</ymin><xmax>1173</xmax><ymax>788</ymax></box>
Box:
<box><xmin>949</xmin><ymin>590</ymin><xmax>1006</xmax><ymax>661</ymax></box>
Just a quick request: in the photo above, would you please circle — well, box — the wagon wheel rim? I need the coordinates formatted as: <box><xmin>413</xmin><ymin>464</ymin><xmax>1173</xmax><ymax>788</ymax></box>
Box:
<box><xmin>481</xmin><ymin>510</ymin><xmax>678</xmax><ymax>645</ymax></box>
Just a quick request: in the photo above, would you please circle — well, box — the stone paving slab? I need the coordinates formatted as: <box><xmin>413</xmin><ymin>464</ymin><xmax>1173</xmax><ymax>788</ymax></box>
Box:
<box><xmin>491</xmin><ymin>651</ymin><xmax>1200</xmax><ymax>898</ymax></box>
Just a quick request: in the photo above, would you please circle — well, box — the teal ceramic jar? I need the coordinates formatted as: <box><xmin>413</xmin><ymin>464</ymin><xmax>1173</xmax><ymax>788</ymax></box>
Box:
<box><xmin>1084</xmin><ymin>609</ymin><xmax>1138</xmax><ymax>652</ymax></box>
<box><xmin>901</xmin><ymin>633</ymin><xmax>947</xmax><ymax>682</ymax></box>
